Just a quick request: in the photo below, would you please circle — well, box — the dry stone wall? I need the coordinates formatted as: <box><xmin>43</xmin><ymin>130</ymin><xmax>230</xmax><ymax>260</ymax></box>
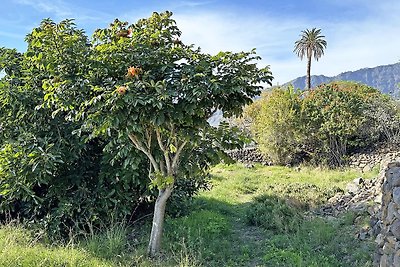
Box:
<box><xmin>226</xmin><ymin>147</ymin><xmax>271</xmax><ymax>166</ymax></box>
<box><xmin>348</xmin><ymin>145</ymin><xmax>400</xmax><ymax>172</ymax></box>
<box><xmin>375</xmin><ymin>161</ymin><xmax>400</xmax><ymax>266</ymax></box>
<box><xmin>228</xmin><ymin>143</ymin><xmax>399</xmax><ymax>170</ymax></box>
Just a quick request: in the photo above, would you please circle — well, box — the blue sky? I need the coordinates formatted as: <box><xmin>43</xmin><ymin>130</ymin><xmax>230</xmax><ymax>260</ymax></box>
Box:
<box><xmin>1</xmin><ymin>0</ymin><xmax>400</xmax><ymax>84</ymax></box>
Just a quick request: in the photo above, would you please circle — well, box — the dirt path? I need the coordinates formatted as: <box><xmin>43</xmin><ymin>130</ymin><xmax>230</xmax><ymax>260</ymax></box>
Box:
<box><xmin>229</xmin><ymin>207</ymin><xmax>267</xmax><ymax>267</ymax></box>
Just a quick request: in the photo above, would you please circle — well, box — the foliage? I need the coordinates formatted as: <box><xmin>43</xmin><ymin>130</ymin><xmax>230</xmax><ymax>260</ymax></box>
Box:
<box><xmin>246</xmin><ymin>194</ymin><xmax>302</xmax><ymax>233</ymax></box>
<box><xmin>293</xmin><ymin>28</ymin><xmax>327</xmax><ymax>89</ymax></box>
<box><xmin>0</xmin><ymin>19</ymin><xmax>141</xmax><ymax>236</ymax></box>
<box><xmin>363</xmin><ymin>95</ymin><xmax>400</xmax><ymax>144</ymax></box>
<box><xmin>245</xmin><ymin>86</ymin><xmax>302</xmax><ymax>164</ymax></box>
<box><xmin>301</xmin><ymin>81</ymin><xmax>383</xmax><ymax>165</ymax></box>
<box><xmin>0</xmin><ymin>12</ymin><xmax>272</xmax><ymax>250</ymax></box>
<box><xmin>247</xmin><ymin>81</ymin><xmax>396</xmax><ymax>166</ymax></box>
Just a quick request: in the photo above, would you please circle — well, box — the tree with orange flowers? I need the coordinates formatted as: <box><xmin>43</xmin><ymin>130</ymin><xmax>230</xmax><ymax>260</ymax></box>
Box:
<box><xmin>0</xmin><ymin>12</ymin><xmax>273</xmax><ymax>258</ymax></box>
<box><xmin>85</xmin><ymin>11</ymin><xmax>273</xmax><ymax>256</ymax></box>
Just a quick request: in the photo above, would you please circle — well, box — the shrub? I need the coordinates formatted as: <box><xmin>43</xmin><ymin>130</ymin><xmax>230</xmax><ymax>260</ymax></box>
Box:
<box><xmin>247</xmin><ymin>81</ymin><xmax>398</xmax><ymax>166</ymax></box>
<box><xmin>363</xmin><ymin>95</ymin><xmax>400</xmax><ymax>144</ymax></box>
<box><xmin>301</xmin><ymin>81</ymin><xmax>383</xmax><ymax>166</ymax></box>
<box><xmin>246</xmin><ymin>195</ymin><xmax>302</xmax><ymax>233</ymax></box>
<box><xmin>246</xmin><ymin>86</ymin><xmax>302</xmax><ymax>165</ymax></box>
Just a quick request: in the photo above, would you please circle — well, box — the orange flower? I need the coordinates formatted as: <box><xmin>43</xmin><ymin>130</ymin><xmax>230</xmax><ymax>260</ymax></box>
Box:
<box><xmin>127</xmin><ymin>66</ymin><xmax>137</xmax><ymax>77</ymax></box>
<box><xmin>127</xmin><ymin>66</ymin><xmax>141</xmax><ymax>78</ymax></box>
<box><xmin>117</xmin><ymin>86</ymin><xmax>127</xmax><ymax>95</ymax></box>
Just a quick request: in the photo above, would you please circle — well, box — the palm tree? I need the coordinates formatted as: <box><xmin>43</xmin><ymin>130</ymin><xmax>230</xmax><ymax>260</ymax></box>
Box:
<box><xmin>294</xmin><ymin>28</ymin><xmax>327</xmax><ymax>90</ymax></box>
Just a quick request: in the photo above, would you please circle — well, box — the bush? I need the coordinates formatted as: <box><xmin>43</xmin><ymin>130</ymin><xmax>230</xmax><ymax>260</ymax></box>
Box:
<box><xmin>246</xmin><ymin>86</ymin><xmax>302</xmax><ymax>165</ymax></box>
<box><xmin>246</xmin><ymin>195</ymin><xmax>302</xmax><ymax>233</ymax></box>
<box><xmin>301</xmin><ymin>81</ymin><xmax>383</xmax><ymax>166</ymax></box>
<box><xmin>363</xmin><ymin>95</ymin><xmax>400</xmax><ymax>144</ymax></box>
<box><xmin>247</xmin><ymin>81</ymin><xmax>398</xmax><ymax>166</ymax></box>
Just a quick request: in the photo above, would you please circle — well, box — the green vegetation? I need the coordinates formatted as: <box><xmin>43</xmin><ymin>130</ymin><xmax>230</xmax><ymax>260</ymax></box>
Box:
<box><xmin>0</xmin><ymin>9</ymin><xmax>390</xmax><ymax>267</ymax></box>
<box><xmin>245</xmin><ymin>86</ymin><xmax>301</xmax><ymax>164</ymax></box>
<box><xmin>247</xmin><ymin>81</ymin><xmax>400</xmax><ymax>166</ymax></box>
<box><xmin>0</xmin><ymin>164</ymin><xmax>378</xmax><ymax>266</ymax></box>
<box><xmin>0</xmin><ymin>12</ymin><xmax>271</xmax><ymax>254</ymax></box>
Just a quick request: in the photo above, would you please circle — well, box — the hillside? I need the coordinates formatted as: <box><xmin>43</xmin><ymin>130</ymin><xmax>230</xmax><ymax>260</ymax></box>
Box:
<box><xmin>287</xmin><ymin>62</ymin><xmax>400</xmax><ymax>95</ymax></box>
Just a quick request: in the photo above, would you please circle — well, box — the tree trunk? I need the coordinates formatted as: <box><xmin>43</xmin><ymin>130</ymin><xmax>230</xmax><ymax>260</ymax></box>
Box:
<box><xmin>147</xmin><ymin>186</ymin><xmax>173</xmax><ymax>257</ymax></box>
<box><xmin>307</xmin><ymin>52</ymin><xmax>312</xmax><ymax>90</ymax></box>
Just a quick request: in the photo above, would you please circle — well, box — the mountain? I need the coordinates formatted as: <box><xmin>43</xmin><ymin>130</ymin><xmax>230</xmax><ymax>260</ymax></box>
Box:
<box><xmin>210</xmin><ymin>62</ymin><xmax>400</xmax><ymax>126</ymax></box>
<box><xmin>287</xmin><ymin>62</ymin><xmax>400</xmax><ymax>95</ymax></box>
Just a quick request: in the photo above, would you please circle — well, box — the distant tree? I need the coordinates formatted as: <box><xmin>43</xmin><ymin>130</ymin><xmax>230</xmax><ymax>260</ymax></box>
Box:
<box><xmin>294</xmin><ymin>28</ymin><xmax>327</xmax><ymax>90</ymax></box>
<box><xmin>247</xmin><ymin>81</ymin><xmax>396</xmax><ymax>167</ymax></box>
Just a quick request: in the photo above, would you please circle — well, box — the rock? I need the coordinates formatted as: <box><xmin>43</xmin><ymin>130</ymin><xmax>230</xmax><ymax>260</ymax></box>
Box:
<box><xmin>375</xmin><ymin>193</ymin><xmax>383</xmax><ymax>204</ymax></box>
<box><xmin>359</xmin><ymin>231</ymin><xmax>368</xmax><ymax>240</ymax></box>
<box><xmin>349</xmin><ymin>202</ymin><xmax>368</xmax><ymax>212</ymax></box>
<box><xmin>346</xmin><ymin>182</ymin><xmax>360</xmax><ymax>195</ymax></box>
<box><xmin>393</xmin><ymin>250</ymin><xmax>400</xmax><ymax>267</ymax></box>
<box><xmin>354</xmin><ymin>177</ymin><xmax>364</xmax><ymax>185</ymax></box>
<box><xmin>391</xmin><ymin>219</ymin><xmax>400</xmax><ymax>239</ymax></box>
<box><xmin>387</xmin><ymin>202</ymin><xmax>397</xmax><ymax>223</ymax></box>
<box><xmin>376</xmin><ymin>233</ymin><xmax>385</xmax><ymax>247</ymax></box>
<box><xmin>394</xmin><ymin>187</ymin><xmax>400</xmax><ymax>205</ymax></box>
<box><xmin>383</xmin><ymin>242</ymin><xmax>395</xmax><ymax>254</ymax></box>
<box><xmin>380</xmin><ymin>254</ymin><xmax>394</xmax><ymax>267</ymax></box>
<box><xmin>392</xmin><ymin>173</ymin><xmax>400</xmax><ymax>187</ymax></box>
<box><xmin>388</xmin><ymin>163</ymin><xmax>400</xmax><ymax>169</ymax></box>
<box><xmin>244</xmin><ymin>163</ymin><xmax>254</xmax><ymax>168</ymax></box>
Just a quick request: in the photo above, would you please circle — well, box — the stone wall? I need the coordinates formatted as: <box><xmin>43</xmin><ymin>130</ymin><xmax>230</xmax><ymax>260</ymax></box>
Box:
<box><xmin>226</xmin><ymin>147</ymin><xmax>271</xmax><ymax>166</ymax></box>
<box><xmin>348</xmin><ymin>145</ymin><xmax>400</xmax><ymax>172</ymax></box>
<box><xmin>228</xmin><ymin>143</ymin><xmax>399</xmax><ymax>170</ymax></box>
<box><xmin>375</xmin><ymin>161</ymin><xmax>400</xmax><ymax>266</ymax></box>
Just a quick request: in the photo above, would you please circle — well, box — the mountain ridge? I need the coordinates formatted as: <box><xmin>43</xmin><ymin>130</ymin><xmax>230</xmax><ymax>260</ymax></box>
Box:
<box><xmin>286</xmin><ymin>62</ymin><xmax>400</xmax><ymax>96</ymax></box>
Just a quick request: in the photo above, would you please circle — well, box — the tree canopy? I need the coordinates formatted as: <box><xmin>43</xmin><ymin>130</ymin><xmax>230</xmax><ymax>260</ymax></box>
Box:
<box><xmin>0</xmin><ymin>11</ymin><xmax>273</xmax><ymax>256</ymax></box>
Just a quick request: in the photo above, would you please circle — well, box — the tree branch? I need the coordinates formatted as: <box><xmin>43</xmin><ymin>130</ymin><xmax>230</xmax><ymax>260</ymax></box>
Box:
<box><xmin>156</xmin><ymin>128</ymin><xmax>172</xmax><ymax>175</ymax></box>
<box><xmin>172</xmin><ymin>140</ymin><xmax>187</xmax><ymax>172</ymax></box>
<box><xmin>145</xmin><ymin>128</ymin><xmax>152</xmax><ymax>150</ymax></box>
<box><xmin>128</xmin><ymin>133</ymin><xmax>159</xmax><ymax>172</ymax></box>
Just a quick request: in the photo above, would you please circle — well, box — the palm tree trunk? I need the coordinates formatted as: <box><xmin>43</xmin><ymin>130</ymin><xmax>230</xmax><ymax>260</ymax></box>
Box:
<box><xmin>307</xmin><ymin>52</ymin><xmax>312</xmax><ymax>90</ymax></box>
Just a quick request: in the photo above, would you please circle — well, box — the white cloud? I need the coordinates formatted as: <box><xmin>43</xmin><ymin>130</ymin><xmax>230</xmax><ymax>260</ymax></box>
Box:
<box><xmin>172</xmin><ymin>1</ymin><xmax>400</xmax><ymax>85</ymax></box>
<box><xmin>14</xmin><ymin>0</ymin><xmax>73</xmax><ymax>17</ymax></box>
<box><xmin>174</xmin><ymin>12</ymin><xmax>310</xmax><ymax>84</ymax></box>
<box><xmin>13</xmin><ymin>0</ymin><xmax>112</xmax><ymax>26</ymax></box>
<box><xmin>11</xmin><ymin>0</ymin><xmax>399</xmax><ymax>85</ymax></box>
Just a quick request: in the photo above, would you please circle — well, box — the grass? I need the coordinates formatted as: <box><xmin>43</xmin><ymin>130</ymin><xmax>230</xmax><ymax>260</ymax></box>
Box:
<box><xmin>0</xmin><ymin>222</ymin><xmax>113</xmax><ymax>267</ymax></box>
<box><xmin>0</xmin><ymin>163</ymin><xmax>379</xmax><ymax>266</ymax></box>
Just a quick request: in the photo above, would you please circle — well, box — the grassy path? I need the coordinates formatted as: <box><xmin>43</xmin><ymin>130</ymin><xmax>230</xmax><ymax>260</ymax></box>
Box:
<box><xmin>162</xmin><ymin>163</ymin><xmax>378</xmax><ymax>266</ymax></box>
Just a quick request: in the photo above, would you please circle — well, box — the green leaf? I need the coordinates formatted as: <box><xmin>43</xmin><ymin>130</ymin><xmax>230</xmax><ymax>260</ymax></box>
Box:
<box><xmin>169</xmin><ymin>144</ymin><xmax>177</xmax><ymax>153</ymax></box>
